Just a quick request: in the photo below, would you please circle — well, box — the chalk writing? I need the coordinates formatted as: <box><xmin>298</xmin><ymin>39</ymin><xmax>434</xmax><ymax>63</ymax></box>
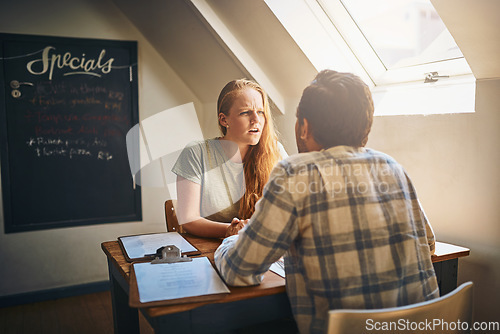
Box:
<box><xmin>98</xmin><ymin>151</ymin><xmax>113</xmax><ymax>160</ymax></box>
<box><xmin>26</xmin><ymin>136</ymin><xmax>112</xmax><ymax>161</ymax></box>
<box><xmin>26</xmin><ymin>136</ymin><xmax>107</xmax><ymax>148</ymax></box>
<box><xmin>34</xmin><ymin>125</ymin><xmax>73</xmax><ymax>136</ymax></box>
<box><xmin>27</xmin><ymin>46</ymin><xmax>115</xmax><ymax>80</ymax></box>
<box><xmin>77</xmin><ymin>125</ymin><xmax>98</xmax><ymax>135</ymax></box>
<box><xmin>20</xmin><ymin>69</ymin><xmax>126</xmax><ymax>164</ymax></box>
<box><xmin>35</xmin><ymin>147</ymin><xmax>67</xmax><ymax>157</ymax></box>
<box><xmin>25</xmin><ymin>112</ymin><xmax>128</xmax><ymax>124</ymax></box>
<box><xmin>69</xmin><ymin>97</ymin><xmax>102</xmax><ymax>107</ymax></box>
<box><xmin>29</xmin><ymin>96</ymin><xmax>66</xmax><ymax>107</ymax></box>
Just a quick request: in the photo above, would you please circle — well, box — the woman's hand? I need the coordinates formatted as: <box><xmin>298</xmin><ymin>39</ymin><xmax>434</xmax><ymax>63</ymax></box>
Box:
<box><xmin>225</xmin><ymin>218</ymin><xmax>249</xmax><ymax>237</ymax></box>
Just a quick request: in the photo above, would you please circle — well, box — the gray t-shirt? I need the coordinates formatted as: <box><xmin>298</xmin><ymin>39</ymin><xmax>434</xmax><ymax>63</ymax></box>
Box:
<box><xmin>172</xmin><ymin>138</ymin><xmax>287</xmax><ymax>222</ymax></box>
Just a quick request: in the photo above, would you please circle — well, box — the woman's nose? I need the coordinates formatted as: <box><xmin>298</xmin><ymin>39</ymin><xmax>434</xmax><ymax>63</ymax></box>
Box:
<box><xmin>250</xmin><ymin>111</ymin><xmax>259</xmax><ymax>123</ymax></box>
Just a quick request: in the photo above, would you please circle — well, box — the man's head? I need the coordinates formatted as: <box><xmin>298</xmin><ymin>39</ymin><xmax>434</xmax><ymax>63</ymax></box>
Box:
<box><xmin>295</xmin><ymin>70</ymin><xmax>374</xmax><ymax>153</ymax></box>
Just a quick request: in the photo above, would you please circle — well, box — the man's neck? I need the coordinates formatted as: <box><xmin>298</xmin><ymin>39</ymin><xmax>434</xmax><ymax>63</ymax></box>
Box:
<box><xmin>306</xmin><ymin>140</ymin><xmax>323</xmax><ymax>152</ymax></box>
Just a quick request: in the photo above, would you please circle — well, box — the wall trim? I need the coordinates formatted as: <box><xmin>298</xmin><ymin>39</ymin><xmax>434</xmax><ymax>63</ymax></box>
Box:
<box><xmin>0</xmin><ymin>281</ymin><xmax>110</xmax><ymax>308</ymax></box>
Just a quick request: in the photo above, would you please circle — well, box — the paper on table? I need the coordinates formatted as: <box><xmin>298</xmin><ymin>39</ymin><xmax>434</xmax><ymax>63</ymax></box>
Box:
<box><xmin>269</xmin><ymin>258</ymin><xmax>285</xmax><ymax>278</ymax></box>
<box><xmin>119</xmin><ymin>232</ymin><xmax>198</xmax><ymax>260</ymax></box>
<box><xmin>133</xmin><ymin>257</ymin><xmax>230</xmax><ymax>303</ymax></box>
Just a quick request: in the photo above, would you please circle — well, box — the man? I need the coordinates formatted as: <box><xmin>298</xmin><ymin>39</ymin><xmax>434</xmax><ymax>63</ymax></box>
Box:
<box><xmin>214</xmin><ymin>70</ymin><xmax>439</xmax><ymax>334</ymax></box>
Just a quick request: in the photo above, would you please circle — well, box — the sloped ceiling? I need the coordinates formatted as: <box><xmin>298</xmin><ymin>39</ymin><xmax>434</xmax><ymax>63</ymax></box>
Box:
<box><xmin>113</xmin><ymin>0</ymin><xmax>316</xmax><ymax>115</ymax></box>
<box><xmin>204</xmin><ymin>0</ymin><xmax>315</xmax><ymax>96</ymax></box>
<box><xmin>432</xmin><ymin>0</ymin><xmax>500</xmax><ymax>80</ymax></box>
<box><xmin>113</xmin><ymin>0</ymin><xmax>246</xmax><ymax>103</ymax></box>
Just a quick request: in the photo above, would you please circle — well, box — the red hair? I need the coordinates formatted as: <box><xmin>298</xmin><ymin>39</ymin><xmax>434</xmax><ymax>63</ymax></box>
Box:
<box><xmin>217</xmin><ymin>79</ymin><xmax>281</xmax><ymax>219</ymax></box>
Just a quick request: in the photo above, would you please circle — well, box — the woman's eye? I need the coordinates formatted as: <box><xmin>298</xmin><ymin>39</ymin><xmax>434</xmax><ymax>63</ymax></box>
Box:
<box><xmin>239</xmin><ymin>110</ymin><xmax>264</xmax><ymax>116</ymax></box>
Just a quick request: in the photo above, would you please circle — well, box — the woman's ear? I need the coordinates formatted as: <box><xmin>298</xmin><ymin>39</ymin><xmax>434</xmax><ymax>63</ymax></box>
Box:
<box><xmin>218</xmin><ymin>113</ymin><xmax>227</xmax><ymax>127</ymax></box>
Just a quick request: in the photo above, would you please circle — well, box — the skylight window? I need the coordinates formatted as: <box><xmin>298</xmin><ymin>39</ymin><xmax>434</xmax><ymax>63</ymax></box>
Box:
<box><xmin>315</xmin><ymin>0</ymin><xmax>472</xmax><ymax>85</ymax></box>
<box><xmin>265</xmin><ymin>0</ymin><xmax>476</xmax><ymax>115</ymax></box>
<box><xmin>339</xmin><ymin>0</ymin><xmax>462</xmax><ymax>69</ymax></box>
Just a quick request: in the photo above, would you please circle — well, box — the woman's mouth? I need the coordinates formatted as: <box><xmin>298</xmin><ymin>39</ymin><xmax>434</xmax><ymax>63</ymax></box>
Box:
<box><xmin>248</xmin><ymin>128</ymin><xmax>260</xmax><ymax>134</ymax></box>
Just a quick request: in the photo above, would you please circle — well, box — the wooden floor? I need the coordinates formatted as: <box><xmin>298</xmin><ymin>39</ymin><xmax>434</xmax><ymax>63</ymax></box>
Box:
<box><xmin>0</xmin><ymin>291</ymin><xmax>297</xmax><ymax>334</ymax></box>
<box><xmin>0</xmin><ymin>291</ymin><xmax>154</xmax><ymax>334</ymax></box>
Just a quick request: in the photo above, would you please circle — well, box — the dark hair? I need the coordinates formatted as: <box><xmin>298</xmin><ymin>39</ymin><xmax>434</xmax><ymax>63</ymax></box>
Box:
<box><xmin>297</xmin><ymin>70</ymin><xmax>374</xmax><ymax>148</ymax></box>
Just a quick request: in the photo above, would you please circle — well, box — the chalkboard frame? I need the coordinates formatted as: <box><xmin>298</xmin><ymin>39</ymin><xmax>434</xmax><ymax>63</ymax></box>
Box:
<box><xmin>0</xmin><ymin>33</ymin><xmax>142</xmax><ymax>233</ymax></box>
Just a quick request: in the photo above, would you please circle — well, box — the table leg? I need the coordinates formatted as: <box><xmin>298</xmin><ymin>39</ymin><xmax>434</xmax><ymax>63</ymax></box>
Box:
<box><xmin>108</xmin><ymin>259</ymin><xmax>140</xmax><ymax>334</ymax></box>
<box><xmin>433</xmin><ymin>258</ymin><xmax>458</xmax><ymax>296</ymax></box>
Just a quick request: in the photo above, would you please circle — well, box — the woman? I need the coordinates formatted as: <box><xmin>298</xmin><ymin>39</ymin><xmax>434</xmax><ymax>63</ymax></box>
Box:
<box><xmin>172</xmin><ymin>79</ymin><xmax>287</xmax><ymax>238</ymax></box>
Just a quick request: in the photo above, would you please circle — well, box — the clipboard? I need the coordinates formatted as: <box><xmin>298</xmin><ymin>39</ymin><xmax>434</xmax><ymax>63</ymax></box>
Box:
<box><xmin>129</xmin><ymin>257</ymin><xmax>230</xmax><ymax>308</ymax></box>
<box><xmin>118</xmin><ymin>232</ymin><xmax>200</xmax><ymax>262</ymax></box>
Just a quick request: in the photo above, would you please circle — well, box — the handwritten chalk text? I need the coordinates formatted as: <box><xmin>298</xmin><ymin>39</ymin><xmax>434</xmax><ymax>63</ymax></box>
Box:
<box><xmin>27</xmin><ymin>46</ymin><xmax>115</xmax><ymax>80</ymax></box>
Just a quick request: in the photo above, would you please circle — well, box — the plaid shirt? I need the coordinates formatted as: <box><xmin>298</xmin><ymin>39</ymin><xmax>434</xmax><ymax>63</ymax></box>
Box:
<box><xmin>214</xmin><ymin>146</ymin><xmax>439</xmax><ymax>334</ymax></box>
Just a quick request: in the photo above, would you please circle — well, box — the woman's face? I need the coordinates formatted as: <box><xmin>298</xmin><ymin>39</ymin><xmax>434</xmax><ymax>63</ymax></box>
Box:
<box><xmin>220</xmin><ymin>88</ymin><xmax>266</xmax><ymax>147</ymax></box>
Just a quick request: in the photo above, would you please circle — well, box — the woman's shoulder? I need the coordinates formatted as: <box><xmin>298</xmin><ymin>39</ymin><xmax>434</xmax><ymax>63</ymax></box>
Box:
<box><xmin>185</xmin><ymin>138</ymin><xmax>210</xmax><ymax>146</ymax></box>
<box><xmin>182</xmin><ymin>138</ymin><xmax>218</xmax><ymax>152</ymax></box>
<box><xmin>173</xmin><ymin>139</ymin><xmax>220</xmax><ymax>173</ymax></box>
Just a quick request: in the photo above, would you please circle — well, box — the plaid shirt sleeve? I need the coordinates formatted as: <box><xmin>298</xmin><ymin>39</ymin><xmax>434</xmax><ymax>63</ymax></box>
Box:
<box><xmin>404</xmin><ymin>171</ymin><xmax>436</xmax><ymax>254</ymax></box>
<box><xmin>420</xmin><ymin>201</ymin><xmax>436</xmax><ymax>255</ymax></box>
<box><xmin>214</xmin><ymin>163</ymin><xmax>298</xmax><ymax>286</ymax></box>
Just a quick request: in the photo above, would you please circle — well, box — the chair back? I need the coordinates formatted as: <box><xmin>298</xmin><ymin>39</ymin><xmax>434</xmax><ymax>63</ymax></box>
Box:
<box><xmin>327</xmin><ymin>281</ymin><xmax>473</xmax><ymax>334</ymax></box>
<box><xmin>165</xmin><ymin>200</ymin><xmax>184</xmax><ymax>233</ymax></box>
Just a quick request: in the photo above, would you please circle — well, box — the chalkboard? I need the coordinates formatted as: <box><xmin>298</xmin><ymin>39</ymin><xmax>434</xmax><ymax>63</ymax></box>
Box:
<box><xmin>0</xmin><ymin>33</ymin><xmax>141</xmax><ymax>233</ymax></box>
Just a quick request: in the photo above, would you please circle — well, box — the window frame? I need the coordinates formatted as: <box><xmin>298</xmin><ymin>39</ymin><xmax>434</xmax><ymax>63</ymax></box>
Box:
<box><xmin>315</xmin><ymin>0</ymin><xmax>473</xmax><ymax>86</ymax></box>
<box><xmin>265</xmin><ymin>0</ymin><xmax>476</xmax><ymax>116</ymax></box>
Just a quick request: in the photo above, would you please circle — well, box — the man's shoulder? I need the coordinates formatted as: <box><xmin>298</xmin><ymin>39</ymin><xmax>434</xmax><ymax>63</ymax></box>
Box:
<box><xmin>323</xmin><ymin>146</ymin><xmax>399</xmax><ymax>164</ymax></box>
<box><xmin>277</xmin><ymin>146</ymin><xmax>401</xmax><ymax>173</ymax></box>
<box><xmin>279</xmin><ymin>150</ymin><xmax>324</xmax><ymax>169</ymax></box>
<box><xmin>357</xmin><ymin>147</ymin><xmax>399</xmax><ymax>164</ymax></box>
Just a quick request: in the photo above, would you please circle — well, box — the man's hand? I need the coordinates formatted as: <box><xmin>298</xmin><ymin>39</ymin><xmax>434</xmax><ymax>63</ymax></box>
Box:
<box><xmin>225</xmin><ymin>218</ymin><xmax>249</xmax><ymax>237</ymax></box>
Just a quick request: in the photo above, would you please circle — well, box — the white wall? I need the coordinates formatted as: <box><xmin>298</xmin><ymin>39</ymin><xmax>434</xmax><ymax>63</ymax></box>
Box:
<box><xmin>0</xmin><ymin>0</ymin><xmax>201</xmax><ymax>296</ymax></box>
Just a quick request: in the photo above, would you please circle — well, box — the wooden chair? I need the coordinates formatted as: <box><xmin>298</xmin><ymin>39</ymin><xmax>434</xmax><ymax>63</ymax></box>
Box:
<box><xmin>165</xmin><ymin>200</ymin><xmax>184</xmax><ymax>233</ymax></box>
<box><xmin>326</xmin><ymin>281</ymin><xmax>473</xmax><ymax>334</ymax></box>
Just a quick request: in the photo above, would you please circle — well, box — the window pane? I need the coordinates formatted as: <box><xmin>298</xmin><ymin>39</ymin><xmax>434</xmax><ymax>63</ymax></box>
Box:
<box><xmin>340</xmin><ymin>0</ymin><xmax>463</xmax><ymax>69</ymax></box>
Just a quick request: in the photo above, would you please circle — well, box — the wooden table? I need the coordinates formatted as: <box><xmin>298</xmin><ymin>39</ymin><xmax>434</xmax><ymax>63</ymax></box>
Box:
<box><xmin>101</xmin><ymin>237</ymin><xmax>469</xmax><ymax>334</ymax></box>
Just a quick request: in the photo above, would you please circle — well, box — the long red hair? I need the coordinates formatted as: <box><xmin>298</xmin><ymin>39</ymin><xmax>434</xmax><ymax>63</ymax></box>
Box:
<box><xmin>217</xmin><ymin>79</ymin><xmax>281</xmax><ymax>219</ymax></box>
